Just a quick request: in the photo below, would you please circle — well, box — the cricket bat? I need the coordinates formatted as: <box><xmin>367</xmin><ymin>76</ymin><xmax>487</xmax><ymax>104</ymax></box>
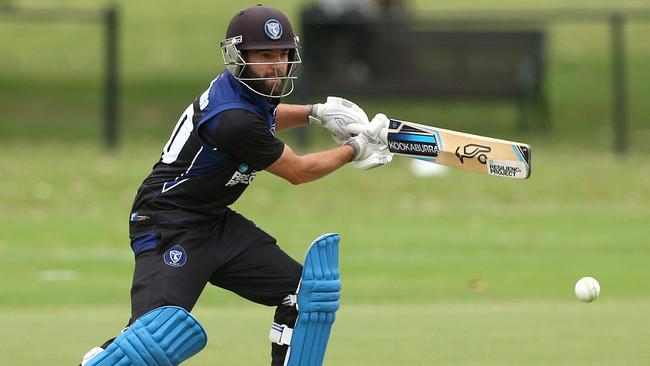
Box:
<box><xmin>385</xmin><ymin>119</ymin><xmax>531</xmax><ymax>179</ymax></box>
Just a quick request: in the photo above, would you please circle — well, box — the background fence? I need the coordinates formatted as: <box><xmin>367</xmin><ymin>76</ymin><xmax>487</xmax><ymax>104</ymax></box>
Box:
<box><xmin>1</xmin><ymin>1</ymin><xmax>650</xmax><ymax>154</ymax></box>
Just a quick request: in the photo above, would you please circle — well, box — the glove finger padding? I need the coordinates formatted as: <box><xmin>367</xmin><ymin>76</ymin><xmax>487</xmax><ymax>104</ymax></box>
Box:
<box><xmin>365</xmin><ymin>113</ymin><xmax>390</xmax><ymax>146</ymax></box>
<box><xmin>310</xmin><ymin>97</ymin><xmax>370</xmax><ymax>144</ymax></box>
<box><xmin>350</xmin><ymin>113</ymin><xmax>393</xmax><ymax>170</ymax></box>
<box><xmin>330</xmin><ymin>122</ymin><xmax>365</xmax><ymax>145</ymax></box>
<box><xmin>352</xmin><ymin>146</ymin><xmax>393</xmax><ymax>170</ymax></box>
<box><xmin>325</xmin><ymin>96</ymin><xmax>369</xmax><ymax>124</ymax></box>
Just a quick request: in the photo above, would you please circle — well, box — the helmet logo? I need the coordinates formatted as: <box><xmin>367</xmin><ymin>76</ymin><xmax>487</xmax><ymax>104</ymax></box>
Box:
<box><xmin>264</xmin><ymin>19</ymin><xmax>283</xmax><ymax>40</ymax></box>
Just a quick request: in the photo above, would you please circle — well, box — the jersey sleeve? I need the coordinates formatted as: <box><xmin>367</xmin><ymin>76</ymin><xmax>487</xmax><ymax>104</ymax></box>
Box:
<box><xmin>198</xmin><ymin>109</ymin><xmax>285</xmax><ymax>171</ymax></box>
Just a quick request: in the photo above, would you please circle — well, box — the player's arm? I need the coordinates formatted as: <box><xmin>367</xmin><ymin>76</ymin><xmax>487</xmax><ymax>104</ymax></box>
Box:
<box><xmin>200</xmin><ymin>109</ymin><xmax>375</xmax><ymax>182</ymax></box>
<box><xmin>267</xmin><ymin>114</ymin><xmax>395</xmax><ymax>183</ymax></box>
<box><xmin>265</xmin><ymin>144</ymin><xmax>354</xmax><ymax>185</ymax></box>
<box><xmin>275</xmin><ymin>104</ymin><xmax>309</xmax><ymax>132</ymax></box>
<box><xmin>268</xmin><ymin>113</ymin><xmax>395</xmax><ymax>183</ymax></box>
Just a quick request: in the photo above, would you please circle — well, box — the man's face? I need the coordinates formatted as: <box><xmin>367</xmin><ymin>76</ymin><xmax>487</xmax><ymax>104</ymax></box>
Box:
<box><xmin>243</xmin><ymin>49</ymin><xmax>290</xmax><ymax>96</ymax></box>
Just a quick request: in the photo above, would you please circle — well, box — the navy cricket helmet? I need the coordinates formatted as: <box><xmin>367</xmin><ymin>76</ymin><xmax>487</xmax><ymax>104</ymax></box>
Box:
<box><xmin>220</xmin><ymin>4</ymin><xmax>301</xmax><ymax>98</ymax></box>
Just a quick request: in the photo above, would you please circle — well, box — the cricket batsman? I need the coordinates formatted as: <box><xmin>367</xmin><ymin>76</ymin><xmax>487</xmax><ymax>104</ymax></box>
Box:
<box><xmin>79</xmin><ymin>4</ymin><xmax>392</xmax><ymax>366</ymax></box>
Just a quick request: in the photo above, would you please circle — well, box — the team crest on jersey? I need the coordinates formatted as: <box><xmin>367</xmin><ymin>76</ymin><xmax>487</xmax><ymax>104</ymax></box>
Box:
<box><xmin>164</xmin><ymin>245</ymin><xmax>187</xmax><ymax>267</ymax></box>
<box><xmin>264</xmin><ymin>19</ymin><xmax>282</xmax><ymax>40</ymax></box>
<box><xmin>226</xmin><ymin>163</ymin><xmax>257</xmax><ymax>186</ymax></box>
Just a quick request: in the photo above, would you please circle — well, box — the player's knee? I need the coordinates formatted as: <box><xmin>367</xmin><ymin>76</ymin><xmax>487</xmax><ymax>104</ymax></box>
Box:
<box><xmin>276</xmin><ymin>257</ymin><xmax>302</xmax><ymax>305</ymax></box>
<box><xmin>81</xmin><ymin>306</ymin><xmax>207</xmax><ymax>366</ymax></box>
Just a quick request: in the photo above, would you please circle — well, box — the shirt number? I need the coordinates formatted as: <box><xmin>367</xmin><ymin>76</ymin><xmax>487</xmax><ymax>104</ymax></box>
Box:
<box><xmin>161</xmin><ymin>104</ymin><xmax>194</xmax><ymax>164</ymax></box>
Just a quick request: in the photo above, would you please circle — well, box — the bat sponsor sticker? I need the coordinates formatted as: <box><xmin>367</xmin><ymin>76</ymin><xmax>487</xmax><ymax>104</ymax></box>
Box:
<box><xmin>387</xmin><ymin>132</ymin><xmax>439</xmax><ymax>157</ymax></box>
<box><xmin>487</xmin><ymin>159</ymin><xmax>528</xmax><ymax>179</ymax></box>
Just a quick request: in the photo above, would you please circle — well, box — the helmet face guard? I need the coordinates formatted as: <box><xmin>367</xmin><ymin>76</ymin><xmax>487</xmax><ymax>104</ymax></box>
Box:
<box><xmin>220</xmin><ymin>35</ymin><xmax>302</xmax><ymax>98</ymax></box>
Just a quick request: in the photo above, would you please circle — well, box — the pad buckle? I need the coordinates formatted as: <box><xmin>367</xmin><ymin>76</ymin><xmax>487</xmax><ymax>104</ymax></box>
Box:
<box><xmin>270</xmin><ymin>322</ymin><xmax>293</xmax><ymax>346</ymax></box>
<box><xmin>282</xmin><ymin>294</ymin><xmax>297</xmax><ymax>307</ymax></box>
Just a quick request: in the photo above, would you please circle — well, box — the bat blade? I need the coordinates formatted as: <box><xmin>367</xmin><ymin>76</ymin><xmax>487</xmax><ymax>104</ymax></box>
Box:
<box><xmin>386</xmin><ymin>119</ymin><xmax>531</xmax><ymax>179</ymax></box>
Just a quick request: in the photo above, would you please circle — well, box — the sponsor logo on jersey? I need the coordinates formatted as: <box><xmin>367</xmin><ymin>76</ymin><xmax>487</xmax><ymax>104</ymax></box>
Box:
<box><xmin>264</xmin><ymin>19</ymin><xmax>283</xmax><ymax>40</ymax></box>
<box><xmin>226</xmin><ymin>163</ymin><xmax>257</xmax><ymax>186</ymax></box>
<box><xmin>129</xmin><ymin>212</ymin><xmax>150</xmax><ymax>222</ymax></box>
<box><xmin>164</xmin><ymin>245</ymin><xmax>187</xmax><ymax>267</ymax></box>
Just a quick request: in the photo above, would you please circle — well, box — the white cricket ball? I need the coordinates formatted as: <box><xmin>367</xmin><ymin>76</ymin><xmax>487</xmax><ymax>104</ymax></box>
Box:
<box><xmin>574</xmin><ymin>276</ymin><xmax>600</xmax><ymax>303</ymax></box>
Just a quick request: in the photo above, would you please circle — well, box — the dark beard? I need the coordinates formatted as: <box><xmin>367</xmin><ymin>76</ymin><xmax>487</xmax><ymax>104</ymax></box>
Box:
<box><xmin>240</xmin><ymin>67</ymin><xmax>286</xmax><ymax>97</ymax></box>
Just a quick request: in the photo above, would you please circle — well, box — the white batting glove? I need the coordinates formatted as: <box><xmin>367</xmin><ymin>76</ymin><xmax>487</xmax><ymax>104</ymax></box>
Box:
<box><xmin>346</xmin><ymin>113</ymin><xmax>393</xmax><ymax>170</ymax></box>
<box><xmin>352</xmin><ymin>145</ymin><xmax>393</xmax><ymax>170</ymax></box>
<box><xmin>362</xmin><ymin>113</ymin><xmax>390</xmax><ymax>146</ymax></box>
<box><xmin>309</xmin><ymin>96</ymin><xmax>369</xmax><ymax>144</ymax></box>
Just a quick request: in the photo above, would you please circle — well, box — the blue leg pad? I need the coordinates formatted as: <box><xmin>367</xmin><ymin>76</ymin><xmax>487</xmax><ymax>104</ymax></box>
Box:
<box><xmin>285</xmin><ymin>233</ymin><xmax>341</xmax><ymax>366</ymax></box>
<box><xmin>86</xmin><ymin>306</ymin><xmax>207</xmax><ymax>366</ymax></box>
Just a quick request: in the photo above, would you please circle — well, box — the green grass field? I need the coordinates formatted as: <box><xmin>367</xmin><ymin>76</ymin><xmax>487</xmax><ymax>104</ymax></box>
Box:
<box><xmin>2</xmin><ymin>0</ymin><xmax>650</xmax><ymax>365</ymax></box>
<box><xmin>1</xmin><ymin>141</ymin><xmax>649</xmax><ymax>365</ymax></box>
